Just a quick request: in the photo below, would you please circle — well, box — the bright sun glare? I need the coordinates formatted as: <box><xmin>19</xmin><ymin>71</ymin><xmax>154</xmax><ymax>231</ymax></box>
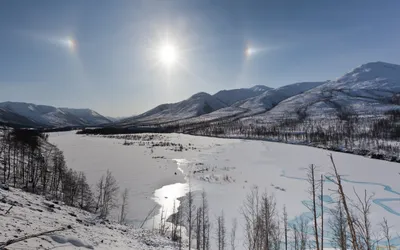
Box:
<box><xmin>159</xmin><ymin>44</ymin><xmax>178</xmax><ymax>66</ymax></box>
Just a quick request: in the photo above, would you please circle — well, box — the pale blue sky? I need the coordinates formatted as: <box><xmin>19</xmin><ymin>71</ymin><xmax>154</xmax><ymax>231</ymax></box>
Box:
<box><xmin>1</xmin><ymin>1</ymin><xmax>400</xmax><ymax>116</ymax></box>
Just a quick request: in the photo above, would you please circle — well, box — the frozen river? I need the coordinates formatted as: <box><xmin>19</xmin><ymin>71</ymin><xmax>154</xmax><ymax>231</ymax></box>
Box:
<box><xmin>49</xmin><ymin>131</ymin><xmax>400</xmax><ymax>248</ymax></box>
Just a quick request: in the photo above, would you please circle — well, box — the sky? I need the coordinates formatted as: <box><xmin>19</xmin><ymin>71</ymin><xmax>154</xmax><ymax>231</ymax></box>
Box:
<box><xmin>1</xmin><ymin>0</ymin><xmax>400</xmax><ymax>117</ymax></box>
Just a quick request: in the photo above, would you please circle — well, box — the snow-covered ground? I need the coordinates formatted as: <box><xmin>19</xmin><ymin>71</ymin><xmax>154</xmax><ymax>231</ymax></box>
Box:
<box><xmin>0</xmin><ymin>187</ymin><xmax>182</xmax><ymax>249</ymax></box>
<box><xmin>49</xmin><ymin>132</ymin><xmax>400</xmax><ymax>249</ymax></box>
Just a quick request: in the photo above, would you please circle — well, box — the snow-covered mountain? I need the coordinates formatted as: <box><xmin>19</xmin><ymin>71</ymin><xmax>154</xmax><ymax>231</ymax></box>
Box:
<box><xmin>237</xmin><ymin>81</ymin><xmax>325</xmax><ymax>112</ymax></box>
<box><xmin>213</xmin><ymin>85</ymin><xmax>272</xmax><ymax>106</ymax></box>
<box><xmin>120</xmin><ymin>92</ymin><xmax>228</xmax><ymax>125</ymax></box>
<box><xmin>245</xmin><ymin>61</ymin><xmax>400</xmax><ymax>123</ymax></box>
<box><xmin>3</xmin><ymin>61</ymin><xmax>399</xmax><ymax>128</ymax></box>
<box><xmin>120</xmin><ymin>85</ymin><xmax>274</xmax><ymax>126</ymax></box>
<box><xmin>177</xmin><ymin>82</ymin><xmax>326</xmax><ymax>124</ymax></box>
<box><xmin>0</xmin><ymin>102</ymin><xmax>111</xmax><ymax>127</ymax></box>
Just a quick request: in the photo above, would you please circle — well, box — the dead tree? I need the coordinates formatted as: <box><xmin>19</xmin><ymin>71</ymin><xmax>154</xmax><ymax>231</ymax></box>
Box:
<box><xmin>196</xmin><ymin>207</ymin><xmax>203</xmax><ymax>249</ymax></box>
<box><xmin>321</xmin><ymin>174</ymin><xmax>324</xmax><ymax>250</ymax></box>
<box><xmin>261</xmin><ymin>191</ymin><xmax>277</xmax><ymax>250</ymax></box>
<box><xmin>380</xmin><ymin>218</ymin><xmax>392</xmax><ymax>250</ymax></box>
<box><xmin>330</xmin><ymin>154</ymin><xmax>359</xmax><ymax>250</ymax></box>
<box><xmin>0</xmin><ymin>226</ymin><xmax>71</xmax><ymax>249</ymax></box>
<box><xmin>329</xmin><ymin>201</ymin><xmax>348</xmax><ymax>250</ymax></box>
<box><xmin>201</xmin><ymin>190</ymin><xmax>210</xmax><ymax>250</ymax></box>
<box><xmin>283</xmin><ymin>206</ymin><xmax>288</xmax><ymax>250</ymax></box>
<box><xmin>95</xmin><ymin>175</ymin><xmax>104</xmax><ymax>213</ymax></box>
<box><xmin>353</xmin><ymin>189</ymin><xmax>373</xmax><ymax>250</ymax></box>
<box><xmin>307</xmin><ymin>164</ymin><xmax>320</xmax><ymax>250</ymax></box>
<box><xmin>291</xmin><ymin>217</ymin><xmax>307</xmax><ymax>250</ymax></box>
<box><xmin>186</xmin><ymin>185</ymin><xmax>196</xmax><ymax>250</ymax></box>
<box><xmin>97</xmin><ymin>170</ymin><xmax>119</xmax><ymax>219</ymax></box>
<box><xmin>242</xmin><ymin>186</ymin><xmax>261</xmax><ymax>250</ymax></box>
<box><xmin>230</xmin><ymin>218</ymin><xmax>237</xmax><ymax>250</ymax></box>
<box><xmin>171</xmin><ymin>200</ymin><xmax>179</xmax><ymax>242</ymax></box>
<box><xmin>119</xmin><ymin>188</ymin><xmax>129</xmax><ymax>224</ymax></box>
<box><xmin>216</xmin><ymin>211</ymin><xmax>226</xmax><ymax>250</ymax></box>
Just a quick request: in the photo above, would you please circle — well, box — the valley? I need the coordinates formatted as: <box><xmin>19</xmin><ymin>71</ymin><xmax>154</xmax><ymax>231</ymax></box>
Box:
<box><xmin>49</xmin><ymin>131</ymin><xmax>400</xmax><ymax>249</ymax></box>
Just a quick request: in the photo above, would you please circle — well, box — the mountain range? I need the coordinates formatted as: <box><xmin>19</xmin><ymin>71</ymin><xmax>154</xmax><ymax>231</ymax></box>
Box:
<box><xmin>1</xmin><ymin>61</ymin><xmax>399</xmax><ymax>128</ymax></box>
<box><xmin>0</xmin><ymin>102</ymin><xmax>111</xmax><ymax>128</ymax></box>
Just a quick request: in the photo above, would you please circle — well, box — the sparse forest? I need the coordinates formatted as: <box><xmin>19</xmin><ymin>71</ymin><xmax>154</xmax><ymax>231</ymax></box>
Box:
<box><xmin>0</xmin><ymin>127</ymin><xmax>123</xmax><ymax>220</ymax></box>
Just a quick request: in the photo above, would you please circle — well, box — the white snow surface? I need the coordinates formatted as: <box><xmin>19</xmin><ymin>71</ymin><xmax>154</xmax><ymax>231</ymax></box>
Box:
<box><xmin>49</xmin><ymin>132</ymin><xmax>400</xmax><ymax>249</ymax></box>
<box><xmin>0</xmin><ymin>188</ymin><xmax>182</xmax><ymax>249</ymax></box>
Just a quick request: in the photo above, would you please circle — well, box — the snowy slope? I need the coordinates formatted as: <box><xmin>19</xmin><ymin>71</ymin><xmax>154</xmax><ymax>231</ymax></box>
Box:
<box><xmin>176</xmin><ymin>81</ymin><xmax>325</xmax><ymax>124</ymax></box>
<box><xmin>0</xmin><ymin>102</ymin><xmax>111</xmax><ymax>127</ymax></box>
<box><xmin>238</xmin><ymin>81</ymin><xmax>325</xmax><ymax>112</ymax></box>
<box><xmin>120</xmin><ymin>92</ymin><xmax>228</xmax><ymax>125</ymax></box>
<box><xmin>249</xmin><ymin>62</ymin><xmax>400</xmax><ymax>122</ymax></box>
<box><xmin>0</xmin><ymin>187</ymin><xmax>182</xmax><ymax>249</ymax></box>
<box><xmin>213</xmin><ymin>85</ymin><xmax>272</xmax><ymax>106</ymax></box>
<box><xmin>59</xmin><ymin>108</ymin><xmax>111</xmax><ymax>126</ymax></box>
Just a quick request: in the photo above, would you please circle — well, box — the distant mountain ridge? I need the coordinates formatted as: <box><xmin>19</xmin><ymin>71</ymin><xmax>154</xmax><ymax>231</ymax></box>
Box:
<box><xmin>1</xmin><ymin>61</ymin><xmax>399</xmax><ymax>129</ymax></box>
<box><xmin>244</xmin><ymin>61</ymin><xmax>400</xmax><ymax>123</ymax></box>
<box><xmin>119</xmin><ymin>61</ymin><xmax>400</xmax><ymax>127</ymax></box>
<box><xmin>0</xmin><ymin>102</ymin><xmax>111</xmax><ymax>128</ymax></box>
<box><xmin>213</xmin><ymin>85</ymin><xmax>272</xmax><ymax>106</ymax></box>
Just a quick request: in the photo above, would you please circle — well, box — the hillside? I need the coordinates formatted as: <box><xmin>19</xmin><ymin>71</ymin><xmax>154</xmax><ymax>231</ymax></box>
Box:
<box><xmin>120</xmin><ymin>92</ymin><xmax>228</xmax><ymax>125</ymax></box>
<box><xmin>213</xmin><ymin>85</ymin><xmax>272</xmax><ymax>105</ymax></box>
<box><xmin>0</xmin><ymin>187</ymin><xmax>181</xmax><ymax>249</ymax></box>
<box><xmin>0</xmin><ymin>102</ymin><xmax>111</xmax><ymax>128</ymax></box>
<box><xmin>246</xmin><ymin>62</ymin><xmax>400</xmax><ymax>123</ymax></box>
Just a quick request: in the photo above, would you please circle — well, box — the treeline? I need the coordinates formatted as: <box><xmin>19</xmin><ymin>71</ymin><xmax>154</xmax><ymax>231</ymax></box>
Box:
<box><xmin>77</xmin><ymin>126</ymin><xmax>176</xmax><ymax>135</ymax></box>
<box><xmin>75</xmin><ymin>111</ymin><xmax>400</xmax><ymax>163</ymax></box>
<box><xmin>184</xmin><ymin>114</ymin><xmax>400</xmax><ymax>162</ymax></box>
<box><xmin>169</xmin><ymin>156</ymin><xmax>395</xmax><ymax>250</ymax></box>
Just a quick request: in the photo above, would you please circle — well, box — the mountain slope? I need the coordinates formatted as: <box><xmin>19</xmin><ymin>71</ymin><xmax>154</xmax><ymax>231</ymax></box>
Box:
<box><xmin>237</xmin><ymin>81</ymin><xmax>325</xmax><ymax>112</ymax></box>
<box><xmin>246</xmin><ymin>62</ymin><xmax>400</xmax><ymax>123</ymax></box>
<box><xmin>120</xmin><ymin>92</ymin><xmax>228</xmax><ymax>125</ymax></box>
<box><xmin>0</xmin><ymin>102</ymin><xmax>111</xmax><ymax>127</ymax></box>
<box><xmin>213</xmin><ymin>85</ymin><xmax>272</xmax><ymax>106</ymax></box>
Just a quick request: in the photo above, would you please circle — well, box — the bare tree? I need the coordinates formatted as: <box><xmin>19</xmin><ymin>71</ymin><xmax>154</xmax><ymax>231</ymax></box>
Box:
<box><xmin>329</xmin><ymin>201</ymin><xmax>348</xmax><ymax>250</ymax></box>
<box><xmin>330</xmin><ymin>154</ymin><xmax>359</xmax><ymax>250</ymax></box>
<box><xmin>186</xmin><ymin>184</ymin><xmax>196</xmax><ymax>250</ymax></box>
<box><xmin>119</xmin><ymin>188</ymin><xmax>129</xmax><ymax>224</ymax></box>
<box><xmin>283</xmin><ymin>206</ymin><xmax>288</xmax><ymax>250</ymax></box>
<box><xmin>380</xmin><ymin>218</ymin><xmax>392</xmax><ymax>250</ymax></box>
<box><xmin>159</xmin><ymin>206</ymin><xmax>169</xmax><ymax>235</ymax></box>
<box><xmin>95</xmin><ymin>175</ymin><xmax>104</xmax><ymax>213</ymax></box>
<box><xmin>171</xmin><ymin>200</ymin><xmax>179</xmax><ymax>242</ymax></box>
<box><xmin>230</xmin><ymin>218</ymin><xmax>237</xmax><ymax>250</ymax></box>
<box><xmin>178</xmin><ymin>205</ymin><xmax>183</xmax><ymax>250</ymax></box>
<box><xmin>98</xmin><ymin>170</ymin><xmax>119</xmax><ymax>219</ymax></box>
<box><xmin>196</xmin><ymin>207</ymin><xmax>203</xmax><ymax>249</ymax></box>
<box><xmin>242</xmin><ymin>186</ymin><xmax>261</xmax><ymax>250</ymax></box>
<box><xmin>201</xmin><ymin>190</ymin><xmax>210</xmax><ymax>250</ymax></box>
<box><xmin>216</xmin><ymin>211</ymin><xmax>226</xmax><ymax>250</ymax></box>
<box><xmin>291</xmin><ymin>217</ymin><xmax>307</xmax><ymax>250</ymax></box>
<box><xmin>353</xmin><ymin>189</ymin><xmax>373</xmax><ymax>250</ymax></box>
<box><xmin>321</xmin><ymin>174</ymin><xmax>324</xmax><ymax>250</ymax></box>
<box><xmin>261</xmin><ymin>191</ymin><xmax>277</xmax><ymax>250</ymax></box>
<box><xmin>307</xmin><ymin>164</ymin><xmax>320</xmax><ymax>250</ymax></box>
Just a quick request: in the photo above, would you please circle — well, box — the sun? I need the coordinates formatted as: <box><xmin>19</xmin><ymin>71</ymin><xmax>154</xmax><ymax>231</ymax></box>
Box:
<box><xmin>159</xmin><ymin>44</ymin><xmax>178</xmax><ymax>66</ymax></box>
